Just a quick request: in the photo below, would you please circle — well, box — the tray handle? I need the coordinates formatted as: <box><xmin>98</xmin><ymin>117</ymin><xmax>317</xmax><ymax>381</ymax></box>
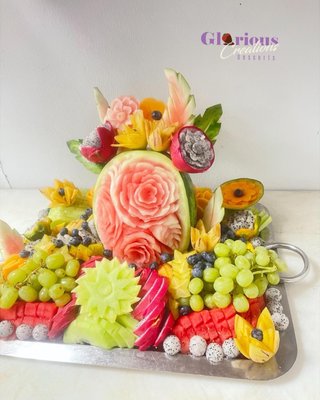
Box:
<box><xmin>265</xmin><ymin>242</ymin><xmax>309</xmax><ymax>283</ymax></box>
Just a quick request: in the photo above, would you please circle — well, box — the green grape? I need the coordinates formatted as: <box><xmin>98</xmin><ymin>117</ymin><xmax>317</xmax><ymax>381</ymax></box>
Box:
<box><xmin>243</xmin><ymin>283</ymin><xmax>259</xmax><ymax>299</ymax></box>
<box><xmin>235</xmin><ymin>255</ymin><xmax>251</xmax><ymax>270</ymax></box>
<box><xmin>255</xmin><ymin>246</ymin><xmax>268</xmax><ymax>254</ymax></box>
<box><xmin>203</xmin><ymin>281</ymin><xmax>214</xmax><ymax>293</ymax></box>
<box><xmin>7</xmin><ymin>269</ymin><xmax>27</xmax><ymax>286</ymax></box>
<box><xmin>20</xmin><ymin>259</ymin><xmax>39</xmax><ymax>274</ymax></box>
<box><xmin>244</xmin><ymin>251</ymin><xmax>255</xmax><ymax>264</ymax></box>
<box><xmin>55</xmin><ymin>293</ymin><xmax>71</xmax><ymax>307</ymax></box>
<box><xmin>32</xmin><ymin>249</ymin><xmax>48</xmax><ymax>265</ymax></box>
<box><xmin>213</xmin><ymin>277</ymin><xmax>234</xmax><ymax>294</ymax></box>
<box><xmin>219</xmin><ymin>264</ymin><xmax>239</xmax><ymax>280</ymax></box>
<box><xmin>189</xmin><ymin>294</ymin><xmax>204</xmax><ymax>312</ymax></box>
<box><xmin>203</xmin><ymin>267</ymin><xmax>220</xmax><ymax>283</ymax></box>
<box><xmin>214</xmin><ymin>257</ymin><xmax>232</xmax><ymax>270</ymax></box>
<box><xmin>49</xmin><ymin>284</ymin><xmax>65</xmax><ymax>300</ymax></box>
<box><xmin>29</xmin><ymin>273</ymin><xmax>42</xmax><ymax>291</ymax></box>
<box><xmin>212</xmin><ymin>292</ymin><xmax>231</xmax><ymax>308</ymax></box>
<box><xmin>236</xmin><ymin>269</ymin><xmax>254</xmax><ymax>287</ymax></box>
<box><xmin>274</xmin><ymin>258</ymin><xmax>288</xmax><ymax>272</ymax></box>
<box><xmin>38</xmin><ymin>270</ymin><xmax>58</xmax><ymax>288</ymax></box>
<box><xmin>268</xmin><ymin>249</ymin><xmax>278</xmax><ymax>262</ymax></box>
<box><xmin>267</xmin><ymin>272</ymin><xmax>280</xmax><ymax>285</ymax></box>
<box><xmin>178</xmin><ymin>297</ymin><xmax>190</xmax><ymax>306</ymax></box>
<box><xmin>65</xmin><ymin>259</ymin><xmax>80</xmax><ymax>277</ymax></box>
<box><xmin>60</xmin><ymin>277</ymin><xmax>77</xmax><ymax>292</ymax></box>
<box><xmin>255</xmin><ymin>253</ymin><xmax>270</xmax><ymax>267</ymax></box>
<box><xmin>231</xmin><ymin>240</ymin><xmax>247</xmax><ymax>256</ymax></box>
<box><xmin>214</xmin><ymin>243</ymin><xmax>231</xmax><ymax>257</ymax></box>
<box><xmin>18</xmin><ymin>285</ymin><xmax>38</xmax><ymax>302</ymax></box>
<box><xmin>46</xmin><ymin>253</ymin><xmax>65</xmax><ymax>270</ymax></box>
<box><xmin>233</xmin><ymin>294</ymin><xmax>249</xmax><ymax>312</ymax></box>
<box><xmin>204</xmin><ymin>293</ymin><xmax>216</xmax><ymax>309</ymax></box>
<box><xmin>0</xmin><ymin>286</ymin><xmax>19</xmax><ymax>309</ymax></box>
<box><xmin>39</xmin><ymin>287</ymin><xmax>51</xmax><ymax>302</ymax></box>
<box><xmin>55</xmin><ymin>268</ymin><xmax>66</xmax><ymax>278</ymax></box>
<box><xmin>188</xmin><ymin>278</ymin><xmax>204</xmax><ymax>295</ymax></box>
<box><xmin>254</xmin><ymin>276</ymin><xmax>268</xmax><ymax>296</ymax></box>
<box><xmin>224</xmin><ymin>239</ymin><xmax>235</xmax><ymax>248</ymax></box>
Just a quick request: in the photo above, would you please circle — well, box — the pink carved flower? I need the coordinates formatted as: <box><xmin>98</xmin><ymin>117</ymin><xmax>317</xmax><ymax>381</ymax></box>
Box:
<box><xmin>112</xmin><ymin>228</ymin><xmax>168</xmax><ymax>268</ymax></box>
<box><xmin>110</xmin><ymin>160</ymin><xmax>179</xmax><ymax>229</ymax></box>
<box><xmin>105</xmin><ymin>96</ymin><xmax>139</xmax><ymax>129</ymax></box>
<box><xmin>80</xmin><ymin>123</ymin><xmax>117</xmax><ymax>163</ymax></box>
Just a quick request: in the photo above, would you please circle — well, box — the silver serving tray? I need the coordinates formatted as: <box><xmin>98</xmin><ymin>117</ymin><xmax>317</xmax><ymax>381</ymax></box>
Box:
<box><xmin>0</xmin><ymin>205</ymin><xmax>307</xmax><ymax>380</ymax></box>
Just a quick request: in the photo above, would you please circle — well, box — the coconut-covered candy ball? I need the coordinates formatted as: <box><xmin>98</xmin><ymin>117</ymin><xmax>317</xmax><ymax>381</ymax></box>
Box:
<box><xmin>267</xmin><ymin>300</ymin><xmax>283</xmax><ymax>315</ymax></box>
<box><xmin>206</xmin><ymin>343</ymin><xmax>224</xmax><ymax>364</ymax></box>
<box><xmin>265</xmin><ymin>287</ymin><xmax>282</xmax><ymax>303</ymax></box>
<box><xmin>222</xmin><ymin>338</ymin><xmax>240</xmax><ymax>359</ymax></box>
<box><xmin>0</xmin><ymin>320</ymin><xmax>15</xmax><ymax>338</ymax></box>
<box><xmin>163</xmin><ymin>335</ymin><xmax>181</xmax><ymax>356</ymax></box>
<box><xmin>189</xmin><ymin>335</ymin><xmax>207</xmax><ymax>357</ymax></box>
<box><xmin>16</xmin><ymin>324</ymin><xmax>33</xmax><ymax>340</ymax></box>
<box><xmin>32</xmin><ymin>324</ymin><xmax>49</xmax><ymax>341</ymax></box>
<box><xmin>272</xmin><ymin>312</ymin><xmax>289</xmax><ymax>331</ymax></box>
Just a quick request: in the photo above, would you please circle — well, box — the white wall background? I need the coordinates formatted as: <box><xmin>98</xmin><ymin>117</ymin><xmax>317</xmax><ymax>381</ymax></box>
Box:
<box><xmin>0</xmin><ymin>0</ymin><xmax>319</xmax><ymax>190</ymax></box>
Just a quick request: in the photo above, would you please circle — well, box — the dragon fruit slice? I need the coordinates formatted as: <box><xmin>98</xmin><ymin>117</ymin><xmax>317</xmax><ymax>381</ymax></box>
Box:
<box><xmin>170</xmin><ymin>126</ymin><xmax>215</xmax><ymax>173</ymax></box>
<box><xmin>80</xmin><ymin>122</ymin><xmax>117</xmax><ymax>164</ymax></box>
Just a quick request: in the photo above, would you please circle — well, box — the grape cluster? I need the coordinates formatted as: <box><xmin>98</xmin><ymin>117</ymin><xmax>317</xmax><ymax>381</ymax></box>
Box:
<box><xmin>0</xmin><ymin>250</ymin><xmax>80</xmax><ymax>309</ymax></box>
<box><xmin>179</xmin><ymin>239</ymin><xmax>286</xmax><ymax>314</ymax></box>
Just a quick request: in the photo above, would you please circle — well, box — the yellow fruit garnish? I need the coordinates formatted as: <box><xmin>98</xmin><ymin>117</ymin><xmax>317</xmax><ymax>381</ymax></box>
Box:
<box><xmin>190</xmin><ymin>220</ymin><xmax>220</xmax><ymax>253</ymax></box>
<box><xmin>234</xmin><ymin>307</ymin><xmax>280</xmax><ymax>363</ymax></box>
<box><xmin>139</xmin><ymin>98</ymin><xmax>165</xmax><ymax>121</ymax></box>
<box><xmin>41</xmin><ymin>180</ymin><xmax>81</xmax><ymax>207</ymax></box>
<box><xmin>114</xmin><ymin>110</ymin><xmax>150</xmax><ymax>149</ymax></box>
<box><xmin>195</xmin><ymin>187</ymin><xmax>213</xmax><ymax>220</ymax></box>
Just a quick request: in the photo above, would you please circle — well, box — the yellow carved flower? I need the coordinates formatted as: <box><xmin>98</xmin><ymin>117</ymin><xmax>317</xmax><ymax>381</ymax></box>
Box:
<box><xmin>41</xmin><ymin>180</ymin><xmax>80</xmax><ymax>207</ymax></box>
<box><xmin>113</xmin><ymin>110</ymin><xmax>150</xmax><ymax>149</ymax></box>
<box><xmin>234</xmin><ymin>307</ymin><xmax>280</xmax><ymax>363</ymax></box>
<box><xmin>190</xmin><ymin>220</ymin><xmax>220</xmax><ymax>253</ymax></box>
<box><xmin>195</xmin><ymin>187</ymin><xmax>213</xmax><ymax>220</ymax></box>
<box><xmin>147</xmin><ymin>119</ymin><xmax>177</xmax><ymax>152</ymax></box>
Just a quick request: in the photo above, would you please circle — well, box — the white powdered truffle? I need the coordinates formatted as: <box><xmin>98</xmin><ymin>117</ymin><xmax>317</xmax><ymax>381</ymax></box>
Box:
<box><xmin>206</xmin><ymin>343</ymin><xmax>224</xmax><ymax>364</ymax></box>
<box><xmin>272</xmin><ymin>312</ymin><xmax>289</xmax><ymax>331</ymax></box>
<box><xmin>189</xmin><ymin>335</ymin><xmax>207</xmax><ymax>357</ymax></box>
<box><xmin>32</xmin><ymin>324</ymin><xmax>49</xmax><ymax>341</ymax></box>
<box><xmin>16</xmin><ymin>324</ymin><xmax>33</xmax><ymax>340</ymax></box>
<box><xmin>163</xmin><ymin>335</ymin><xmax>181</xmax><ymax>356</ymax></box>
<box><xmin>265</xmin><ymin>287</ymin><xmax>282</xmax><ymax>303</ymax></box>
<box><xmin>222</xmin><ymin>338</ymin><xmax>240</xmax><ymax>359</ymax></box>
<box><xmin>267</xmin><ymin>300</ymin><xmax>283</xmax><ymax>315</ymax></box>
<box><xmin>0</xmin><ymin>320</ymin><xmax>15</xmax><ymax>338</ymax></box>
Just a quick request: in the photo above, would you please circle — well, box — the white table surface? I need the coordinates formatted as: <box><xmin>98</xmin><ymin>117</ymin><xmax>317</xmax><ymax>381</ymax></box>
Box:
<box><xmin>0</xmin><ymin>190</ymin><xmax>319</xmax><ymax>400</ymax></box>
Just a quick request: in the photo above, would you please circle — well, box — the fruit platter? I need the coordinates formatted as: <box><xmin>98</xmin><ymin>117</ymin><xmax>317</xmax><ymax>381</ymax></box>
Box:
<box><xmin>0</xmin><ymin>69</ymin><xmax>309</xmax><ymax>380</ymax></box>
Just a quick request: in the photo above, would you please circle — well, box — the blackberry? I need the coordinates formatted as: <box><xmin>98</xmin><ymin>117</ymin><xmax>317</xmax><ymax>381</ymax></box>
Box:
<box><xmin>19</xmin><ymin>249</ymin><xmax>30</xmax><ymax>258</ymax></box>
<box><xmin>69</xmin><ymin>237</ymin><xmax>81</xmax><ymax>246</ymax></box>
<box><xmin>103</xmin><ymin>249</ymin><xmax>112</xmax><ymax>259</ymax></box>
<box><xmin>60</xmin><ymin>227</ymin><xmax>68</xmax><ymax>236</ymax></box>
<box><xmin>159</xmin><ymin>252</ymin><xmax>173</xmax><ymax>263</ymax></box>
<box><xmin>81</xmin><ymin>221</ymin><xmax>89</xmax><ymax>230</ymax></box>
<box><xmin>54</xmin><ymin>239</ymin><xmax>64</xmax><ymax>248</ymax></box>
<box><xmin>71</xmin><ymin>229</ymin><xmax>79</xmax><ymax>237</ymax></box>
<box><xmin>82</xmin><ymin>236</ymin><xmax>92</xmax><ymax>246</ymax></box>
<box><xmin>151</xmin><ymin>110</ymin><xmax>162</xmax><ymax>120</ymax></box>
<box><xmin>179</xmin><ymin>305</ymin><xmax>191</xmax><ymax>316</ymax></box>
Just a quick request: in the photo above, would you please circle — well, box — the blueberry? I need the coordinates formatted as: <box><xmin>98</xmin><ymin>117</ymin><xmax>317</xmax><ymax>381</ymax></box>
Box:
<box><xmin>82</xmin><ymin>236</ymin><xmax>92</xmax><ymax>246</ymax></box>
<box><xmin>19</xmin><ymin>249</ymin><xmax>30</xmax><ymax>258</ymax></box>
<box><xmin>70</xmin><ymin>236</ymin><xmax>82</xmax><ymax>246</ymax></box>
<box><xmin>128</xmin><ymin>263</ymin><xmax>137</xmax><ymax>269</ymax></box>
<box><xmin>192</xmin><ymin>267</ymin><xmax>203</xmax><ymax>278</ymax></box>
<box><xmin>81</xmin><ymin>221</ymin><xmax>89</xmax><ymax>230</ymax></box>
<box><xmin>103</xmin><ymin>249</ymin><xmax>113</xmax><ymax>259</ymax></box>
<box><xmin>226</xmin><ymin>230</ymin><xmax>236</xmax><ymax>240</ymax></box>
<box><xmin>179</xmin><ymin>305</ymin><xmax>191</xmax><ymax>316</ymax></box>
<box><xmin>58</xmin><ymin>188</ymin><xmax>65</xmax><ymax>196</ymax></box>
<box><xmin>187</xmin><ymin>253</ymin><xmax>202</xmax><ymax>266</ymax></box>
<box><xmin>201</xmin><ymin>251</ymin><xmax>216</xmax><ymax>263</ymax></box>
<box><xmin>149</xmin><ymin>261</ymin><xmax>159</xmax><ymax>270</ymax></box>
<box><xmin>54</xmin><ymin>239</ymin><xmax>64</xmax><ymax>248</ymax></box>
<box><xmin>251</xmin><ymin>328</ymin><xmax>263</xmax><ymax>341</ymax></box>
<box><xmin>85</xmin><ymin>208</ymin><xmax>92</xmax><ymax>217</ymax></box>
<box><xmin>60</xmin><ymin>227</ymin><xmax>68</xmax><ymax>236</ymax></box>
<box><xmin>194</xmin><ymin>260</ymin><xmax>206</xmax><ymax>270</ymax></box>
<box><xmin>71</xmin><ymin>229</ymin><xmax>79</xmax><ymax>237</ymax></box>
<box><xmin>151</xmin><ymin>110</ymin><xmax>162</xmax><ymax>120</ymax></box>
<box><xmin>159</xmin><ymin>253</ymin><xmax>173</xmax><ymax>263</ymax></box>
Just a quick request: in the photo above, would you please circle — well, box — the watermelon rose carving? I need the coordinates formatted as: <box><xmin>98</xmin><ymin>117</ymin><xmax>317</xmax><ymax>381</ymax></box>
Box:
<box><xmin>93</xmin><ymin>151</ymin><xmax>195</xmax><ymax>268</ymax></box>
